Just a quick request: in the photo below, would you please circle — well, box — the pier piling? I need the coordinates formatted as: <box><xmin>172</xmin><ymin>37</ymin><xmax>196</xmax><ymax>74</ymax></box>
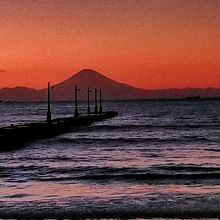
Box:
<box><xmin>95</xmin><ymin>88</ymin><xmax>98</xmax><ymax>114</ymax></box>
<box><xmin>99</xmin><ymin>89</ymin><xmax>102</xmax><ymax>114</ymax></box>
<box><xmin>47</xmin><ymin>82</ymin><xmax>52</xmax><ymax>124</ymax></box>
<box><xmin>87</xmin><ymin>88</ymin><xmax>92</xmax><ymax>115</ymax></box>
<box><xmin>74</xmin><ymin>85</ymin><xmax>79</xmax><ymax>117</ymax></box>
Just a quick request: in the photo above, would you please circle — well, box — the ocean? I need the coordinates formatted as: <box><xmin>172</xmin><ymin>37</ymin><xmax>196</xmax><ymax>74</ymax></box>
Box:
<box><xmin>0</xmin><ymin>100</ymin><xmax>219</xmax><ymax>218</ymax></box>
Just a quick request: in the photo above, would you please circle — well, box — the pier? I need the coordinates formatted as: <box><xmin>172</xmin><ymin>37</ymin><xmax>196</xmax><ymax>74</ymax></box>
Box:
<box><xmin>0</xmin><ymin>84</ymin><xmax>118</xmax><ymax>151</ymax></box>
<box><xmin>0</xmin><ymin>111</ymin><xmax>118</xmax><ymax>151</ymax></box>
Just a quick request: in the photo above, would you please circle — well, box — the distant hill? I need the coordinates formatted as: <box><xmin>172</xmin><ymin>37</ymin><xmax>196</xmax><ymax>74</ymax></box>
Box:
<box><xmin>0</xmin><ymin>86</ymin><xmax>39</xmax><ymax>102</ymax></box>
<box><xmin>0</xmin><ymin>69</ymin><xmax>219</xmax><ymax>101</ymax></box>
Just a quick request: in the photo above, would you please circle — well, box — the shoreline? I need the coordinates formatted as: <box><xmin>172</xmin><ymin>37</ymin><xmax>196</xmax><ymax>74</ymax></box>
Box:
<box><xmin>0</xmin><ymin>211</ymin><xmax>219</xmax><ymax>219</ymax></box>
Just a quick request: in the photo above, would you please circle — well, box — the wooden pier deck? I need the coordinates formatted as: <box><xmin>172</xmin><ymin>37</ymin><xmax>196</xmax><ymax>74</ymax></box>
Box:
<box><xmin>0</xmin><ymin>111</ymin><xmax>118</xmax><ymax>151</ymax></box>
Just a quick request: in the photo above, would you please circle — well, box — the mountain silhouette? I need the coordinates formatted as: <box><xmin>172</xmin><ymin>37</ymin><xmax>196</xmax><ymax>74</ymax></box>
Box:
<box><xmin>38</xmin><ymin>69</ymin><xmax>152</xmax><ymax>101</ymax></box>
<box><xmin>0</xmin><ymin>69</ymin><xmax>219</xmax><ymax>101</ymax></box>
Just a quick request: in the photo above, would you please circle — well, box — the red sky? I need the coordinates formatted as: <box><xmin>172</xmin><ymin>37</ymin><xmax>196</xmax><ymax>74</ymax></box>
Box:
<box><xmin>0</xmin><ymin>0</ymin><xmax>219</xmax><ymax>89</ymax></box>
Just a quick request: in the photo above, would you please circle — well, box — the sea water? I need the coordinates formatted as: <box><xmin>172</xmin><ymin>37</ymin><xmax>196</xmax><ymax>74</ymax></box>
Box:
<box><xmin>0</xmin><ymin>100</ymin><xmax>219</xmax><ymax>218</ymax></box>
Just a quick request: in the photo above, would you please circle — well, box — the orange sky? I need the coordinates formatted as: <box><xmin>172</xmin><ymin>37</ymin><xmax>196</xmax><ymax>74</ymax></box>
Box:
<box><xmin>0</xmin><ymin>0</ymin><xmax>219</xmax><ymax>89</ymax></box>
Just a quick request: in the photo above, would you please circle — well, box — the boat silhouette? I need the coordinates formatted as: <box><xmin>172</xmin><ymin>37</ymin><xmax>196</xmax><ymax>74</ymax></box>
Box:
<box><xmin>186</xmin><ymin>95</ymin><xmax>200</xmax><ymax>100</ymax></box>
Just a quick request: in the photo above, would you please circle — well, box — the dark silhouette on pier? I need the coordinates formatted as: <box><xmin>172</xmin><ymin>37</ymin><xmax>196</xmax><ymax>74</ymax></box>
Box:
<box><xmin>74</xmin><ymin>85</ymin><xmax>80</xmax><ymax>118</ymax></box>
<box><xmin>47</xmin><ymin>82</ymin><xmax>52</xmax><ymax>124</ymax></box>
<box><xmin>87</xmin><ymin>88</ymin><xmax>92</xmax><ymax>115</ymax></box>
<box><xmin>0</xmin><ymin>83</ymin><xmax>118</xmax><ymax>151</ymax></box>
<box><xmin>99</xmin><ymin>89</ymin><xmax>102</xmax><ymax>114</ymax></box>
<box><xmin>94</xmin><ymin>88</ymin><xmax>98</xmax><ymax>115</ymax></box>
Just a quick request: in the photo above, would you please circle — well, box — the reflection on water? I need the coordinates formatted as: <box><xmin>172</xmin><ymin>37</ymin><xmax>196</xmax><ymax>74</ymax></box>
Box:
<box><xmin>0</xmin><ymin>100</ymin><xmax>220</xmax><ymax>217</ymax></box>
<box><xmin>1</xmin><ymin>182</ymin><xmax>220</xmax><ymax>203</ymax></box>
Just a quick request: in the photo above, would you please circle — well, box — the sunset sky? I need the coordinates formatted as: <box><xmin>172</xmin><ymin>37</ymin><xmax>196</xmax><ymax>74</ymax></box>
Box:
<box><xmin>0</xmin><ymin>0</ymin><xmax>219</xmax><ymax>89</ymax></box>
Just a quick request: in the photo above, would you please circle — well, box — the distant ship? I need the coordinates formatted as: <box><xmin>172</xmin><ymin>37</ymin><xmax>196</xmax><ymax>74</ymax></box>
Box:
<box><xmin>4</xmin><ymin>100</ymin><xmax>17</xmax><ymax>103</ymax></box>
<box><xmin>186</xmin><ymin>95</ymin><xmax>201</xmax><ymax>100</ymax></box>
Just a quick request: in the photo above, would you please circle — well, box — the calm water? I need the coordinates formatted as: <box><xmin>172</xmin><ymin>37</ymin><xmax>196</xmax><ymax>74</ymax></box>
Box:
<box><xmin>0</xmin><ymin>100</ymin><xmax>219</xmax><ymax>218</ymax></box>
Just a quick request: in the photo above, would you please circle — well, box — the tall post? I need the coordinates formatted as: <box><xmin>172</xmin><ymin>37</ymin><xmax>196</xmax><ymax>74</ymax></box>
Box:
<box><xmin>99</xmin><ymin>89</ymin><xmax>102</xmax><ymax>114</ymax></box>
<box><xmin>74</xmin><ymin>85</ymin><xmax>79</xmax><ymax>117</ymax></box>
<box><xmin>95</xmin><ymin>88</ymin><xmax>98</xmax><ymax>114</ymax></box>
<box><xmin>87</xmin><ymin>88</ymin><xmax>91</xmax><ymax>115</ymax></box>
<box><xmin>47</xmin><ymin>82</ymin><xmax>51</xmax><ymax>124</ymax></box>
